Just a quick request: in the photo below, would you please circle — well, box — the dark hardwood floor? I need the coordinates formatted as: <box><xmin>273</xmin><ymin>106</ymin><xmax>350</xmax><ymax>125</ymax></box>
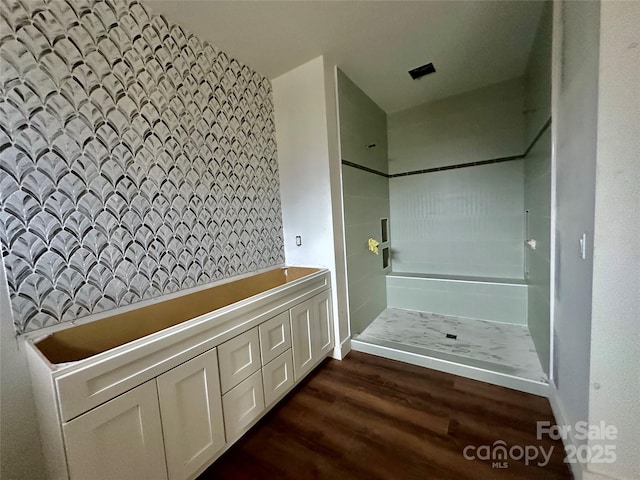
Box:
<box><xmin>199</xmin><ymin>351</ymin><xmax>572</xmax><ymax>480</ymax></box>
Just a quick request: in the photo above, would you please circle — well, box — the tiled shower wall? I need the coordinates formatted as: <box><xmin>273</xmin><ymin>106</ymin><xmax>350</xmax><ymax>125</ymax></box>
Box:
<box><xmin>0</xmin><ymin>0</ymin><xmax>284</xmax><ymax>333</ymax></box>
<box><xmin>524</xmin><ymin>1</ymin><xmax>552</xmax><ymax>374</ymax></box>
<box><xmin>387</xmin><ymin>78</ymin><xmax>526</xmax><ymax>279</ymax></box>
<box><xmin>524</xmin><ymin>129</ymin><xmax>551</xmax><ymax>372</ymax></box>
<box><xmin>338</xmin><ymin>70</ymin><xmax>389</xmax><ymax>335</ymax></box>
<box><xmin>389</xmin><ymin>161</ymin><xmax>525</xmax><ymax>278</ymax></box>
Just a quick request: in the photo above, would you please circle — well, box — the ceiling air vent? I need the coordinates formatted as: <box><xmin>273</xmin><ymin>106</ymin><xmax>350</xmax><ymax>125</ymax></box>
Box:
<box><xmin>408</xmin><ymin>62</ymin><xmax>436</xmax><ymax>80</ymax></box>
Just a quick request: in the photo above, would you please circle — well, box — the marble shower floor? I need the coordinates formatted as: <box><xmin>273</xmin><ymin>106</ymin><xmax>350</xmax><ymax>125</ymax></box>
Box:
<box><xmin>356</xmin><ymin>308</ymin><xmax>547</xmax><ymax>383</ymax></box>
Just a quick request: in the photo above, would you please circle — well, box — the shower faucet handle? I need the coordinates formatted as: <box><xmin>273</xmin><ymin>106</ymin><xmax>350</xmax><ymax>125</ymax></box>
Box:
<box><xmin>368</xmin><ymin>238</ymin><xmax>380</xmax><ymax>255</ymax></box>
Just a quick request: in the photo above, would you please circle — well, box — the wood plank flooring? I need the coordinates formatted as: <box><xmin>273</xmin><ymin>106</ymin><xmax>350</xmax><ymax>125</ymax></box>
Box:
<box><xmin>199</xmin><ymin>352</ymin><xmax>572</xmax><ymax>480</ymax></box>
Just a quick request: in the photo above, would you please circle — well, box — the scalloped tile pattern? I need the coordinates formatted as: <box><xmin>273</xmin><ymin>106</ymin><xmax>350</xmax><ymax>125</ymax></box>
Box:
<box><xmin>0</xmin><ymin>0</ymin><xmax>284</xmax><ymax>333</ymax></box>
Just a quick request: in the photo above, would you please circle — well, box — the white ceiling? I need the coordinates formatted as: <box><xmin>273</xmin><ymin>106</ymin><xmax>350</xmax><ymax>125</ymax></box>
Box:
<box><xmin>147</xmin><ymin>0</ymin><xmax>544</xmax><ymax>113</ymax></box>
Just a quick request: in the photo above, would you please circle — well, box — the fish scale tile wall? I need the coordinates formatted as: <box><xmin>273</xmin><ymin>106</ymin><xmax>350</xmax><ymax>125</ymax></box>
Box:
<box><xmin>0</xmin><ymin>0</ymin><xmax>285</xmax><ymax>333</ymax></box>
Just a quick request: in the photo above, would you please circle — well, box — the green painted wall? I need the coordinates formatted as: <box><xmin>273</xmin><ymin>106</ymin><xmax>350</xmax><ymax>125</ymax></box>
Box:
<box><xmin>524</xmin><ymin>1</ymin><xmax>552</xmax><ymax>375</ymax></box>
<box><xmin>338</xmin><ymin>70</ymin><xmax>389</xmax><ymax>335</ymax></box>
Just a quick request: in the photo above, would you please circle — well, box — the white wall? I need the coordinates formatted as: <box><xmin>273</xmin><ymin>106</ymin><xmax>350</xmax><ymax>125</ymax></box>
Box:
<box><xmin>551</xmin><ymin>0</ymin><xmax>600</xmax><ymax>449</ymax></box>
<box><xmin>586</xmin><ymin>1</ymin><xmax>640</xmax><ymax>478</ymax></box>
<box><xmin>324</xmin><ymin>59</ymin><xmax>351</xmax><ymax>356</ymax></box>
<box><xmin>273</xmin><ymin>56</ymin><xmax>350</xmax><ymax>357</ymax></box>
<box><xmin>0</xmin><ymin>260</ymin><xmax>46</xmax><ymax>479</ymax></box>
<box><xmin>387</xmin><ymin>77</ymin><xmax>525</xmax><ymax>173</ymax></box>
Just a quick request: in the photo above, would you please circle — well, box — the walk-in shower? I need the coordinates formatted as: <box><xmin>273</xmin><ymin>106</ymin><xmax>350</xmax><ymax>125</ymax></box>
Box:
<box><xmin>338</xmin><ymin>2</ymin><xmax>552</xmax><ymax>395</ymax></box>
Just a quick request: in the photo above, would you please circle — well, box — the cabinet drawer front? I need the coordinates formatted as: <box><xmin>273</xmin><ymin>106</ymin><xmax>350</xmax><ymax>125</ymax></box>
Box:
<box><xmin>157</xmin><ymin>348</ymin><xmax>225</xmax><ymax>480</ymax></box>
<box><xmin>259</xmin><ymin>311</ymin><xmax>291</xmax><ymax>365</ymax></box>
<box><xmin>262</xmin><ymin>350</ymin><xmax>294</xmax><ymax>407</ymax></box>
<box><xmin>218</xmin><ymin>328</ymin><xmax>261</xmax><ymax>393</ymax></box>
<box><xmin>222</xmin><ymin>370</ymin><xmax>265</xmax><ymax>440</ymax></box>
<box><xmin>63</xmin><ymin>380</ymin><xmax>168</xmax><ymax>480</ymax></box>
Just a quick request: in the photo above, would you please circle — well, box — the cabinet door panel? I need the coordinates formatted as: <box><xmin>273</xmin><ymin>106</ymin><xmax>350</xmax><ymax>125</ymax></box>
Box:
<box><xmin>313</xmin><ymin>290</ymin><xmax>334</xmax><ymax>358</ymax></box>
<box><xmin>262</xmin><ymin>349</ymin><xmax>294</xmax><ymax>407</ymax></box>
<box><xmin>289</xmin><ymin>299</ymin><xmax>314</xmax><ymax>381</ymax></box>
<box><xmin>63</xmin><ymin>380</ymin><xmax>167</xmax><ymax>480</ymax></box>
<box><xmin>222</xmin><ymin>370</ymin><xmax>264</xmax><ymax>440</ymax></box>
<box><xmin>259</xmin><ymin>311</ymin><xmax>291</xmax><ymax>365</ymax></box>
<box><xmin>218</xmin><ymin>328</ymin><xmax>261</xmax><ymax>393</ymax></box>
<box><xmin>157</xmin><ymin>348</ymin><xmax>225</xmax><ymax>480</ymax></box>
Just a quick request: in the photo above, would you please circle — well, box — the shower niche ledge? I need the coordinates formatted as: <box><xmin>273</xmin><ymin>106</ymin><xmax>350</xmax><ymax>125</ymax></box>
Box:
<box><xmin>25</xmin><ymin>266</ymin><xmax>334</xmax><ymax>480</ymax></box>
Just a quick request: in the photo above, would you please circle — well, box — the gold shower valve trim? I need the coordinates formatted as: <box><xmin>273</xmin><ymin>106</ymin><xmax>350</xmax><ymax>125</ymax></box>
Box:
<box><xmin>368</xmin><ymin>238</ymin><xmax>380</xmax><ymax>255</ymax></box>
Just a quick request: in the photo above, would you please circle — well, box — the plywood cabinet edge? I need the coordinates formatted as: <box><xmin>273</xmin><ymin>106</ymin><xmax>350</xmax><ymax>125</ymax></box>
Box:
<box><xmin>25</xmin><ymin>344</ymin><xmax>69</xmax><ymax>480</ymax></box>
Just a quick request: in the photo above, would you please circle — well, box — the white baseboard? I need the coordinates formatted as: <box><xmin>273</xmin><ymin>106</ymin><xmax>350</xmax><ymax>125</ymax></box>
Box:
<box><xmin>547</xmin><ymin>379</ymin><xmax>585</xmax><ymax>480</ymax></box>
<box><xmin>352</xmin><ymin>338</ymin><xmax>549</xmax><ymax>397</ymax></box>
<box><xmin>331</xmin><ymin>336</ymin><xmax>351</xmax><ymax>360</ymax></box>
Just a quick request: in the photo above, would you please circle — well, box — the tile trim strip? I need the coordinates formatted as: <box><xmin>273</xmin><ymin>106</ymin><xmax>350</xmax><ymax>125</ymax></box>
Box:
<box><xmin>341</xmin><ymin>160</ymin><xmax>388</xmax><ymax>178</ymax></box>
<box><xmin>523</xmin><ymin>117</ymin><xmax>552</xmax><ymax>157</ymax></box>
<box><xmin>388</xmin><ymin>154</ymin><xmax>523</xmax><ymax>178</ymax></box>
<box><xmin>341</xmin><ymin>117</ymin><xmax>552</xmax><ymax>178</ymax></box>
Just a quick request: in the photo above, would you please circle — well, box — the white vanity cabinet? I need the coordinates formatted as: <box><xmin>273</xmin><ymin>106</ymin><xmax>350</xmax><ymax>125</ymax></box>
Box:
<box><xmin>26</xmin><ymin>268</ymin><xmax>334</xmax><ymax>480</ymax></box>
<box><xmin>62</xmin><ymin>380</ymin><xmax>168</xmax><ymax>480</ymax></box>
<box><xmin>157</xmin><ymin>348</ymin><xmax>226</xmax><ymax>480</ymax></box>
<box><xmin>290</xmin><ymin>289</ymin><xmax>334</xmax><ymax>381</ymax></box>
